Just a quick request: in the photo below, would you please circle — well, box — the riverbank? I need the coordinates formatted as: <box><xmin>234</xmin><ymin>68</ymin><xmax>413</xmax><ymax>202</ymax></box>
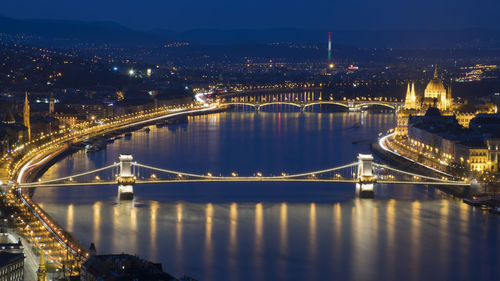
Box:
<box><xmin>371</xmin><ymin>138</ymin><xmax>471</xmax><ymax>198</ymax></box>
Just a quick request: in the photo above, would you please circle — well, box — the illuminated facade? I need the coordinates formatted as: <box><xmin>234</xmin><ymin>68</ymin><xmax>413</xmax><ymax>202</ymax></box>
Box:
<box><xmin>404</xmin><ymin>112</ymin><xmax>500</xmax><ymax>174</ymax></box>
<box><xmin>455</xmin><ymin>112</ymin><xmax>477</xmax><ymax>128</ymax></box>
<box><xmin>456</xmin><ymin>144</ymin><xmax>493</xmax><ymax>173</ymax></box>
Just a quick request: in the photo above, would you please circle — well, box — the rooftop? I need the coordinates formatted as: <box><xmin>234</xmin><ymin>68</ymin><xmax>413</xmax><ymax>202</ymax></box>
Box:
<box><xmin>0</xmin><ymin>252</ymin><xmax>24</xmax><ymax>267</ymax></box>
<box><xmin>82</xmin><ymin>254</ymin><xmax>177</xmax><ymax>281</ymax></box>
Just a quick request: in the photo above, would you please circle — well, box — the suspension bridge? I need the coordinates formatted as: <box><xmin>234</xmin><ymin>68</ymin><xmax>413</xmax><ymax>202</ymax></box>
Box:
<box><xmin>19</xmin><ymin>153</ymin><xmax>469</xmax><ymax>199</ymax></box>
<box><xmin>218</xmin><ymin>92</ymin><xmax>403</xmax><ymax>112</ymax></box>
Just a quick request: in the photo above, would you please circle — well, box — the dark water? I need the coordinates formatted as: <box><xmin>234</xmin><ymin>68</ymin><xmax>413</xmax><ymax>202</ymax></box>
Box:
<box><xmin>35</xmin><ymin>109</ymin><xmax>500</xmax><ymax>281</ymax></box>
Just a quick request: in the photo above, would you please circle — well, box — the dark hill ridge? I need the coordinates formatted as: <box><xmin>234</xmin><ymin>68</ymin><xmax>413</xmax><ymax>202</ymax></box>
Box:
<box><xmin>0</xmin><ymin>15</ymin><xmax>170</xmax><ymax>47</ymax></box>
<box><xmin>1</xmin><ymin>15</ymin><xmax>500</xmax><ymax>49</ymax></box>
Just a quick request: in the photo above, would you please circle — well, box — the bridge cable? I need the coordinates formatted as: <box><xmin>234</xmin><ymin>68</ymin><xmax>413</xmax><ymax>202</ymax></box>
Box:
<box><xmin>20</xmin><ymin>163</ymin><xmax>120</xmax><ymax>186</ymax></box>
<box><xmin>133</xmin><ymin>162</ymin><xmax>358</xmax><ymax>179</ymax></box>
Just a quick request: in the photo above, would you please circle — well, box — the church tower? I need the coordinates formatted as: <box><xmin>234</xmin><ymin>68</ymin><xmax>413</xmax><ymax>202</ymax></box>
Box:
<box><xmin>37</xmin><ymin>253</ymin><xmax>47</xmax><ymax>281</ymax></box>
<box><xmin>445</xmin><ymin>85</ymin><xmax>453</xmax><ymax>110</ymax></box>
<box><xmin>411</xmin><ymin>82</ymin><xmax>418</xmax><ymax>109</ymax></box>
<box><xmin>23</xmin><ymin>92</ymin><xmax>31</xmax><ymax>141</ymax></box>
<box><xmin>49</xmin><ymin>93</ymin><xmax>54</xmax><ymax>115</ymax></box>
<box><xmin>404</xmin><ymin>83</ymin><xmax>411</xmax><ymax>101</ymax></box>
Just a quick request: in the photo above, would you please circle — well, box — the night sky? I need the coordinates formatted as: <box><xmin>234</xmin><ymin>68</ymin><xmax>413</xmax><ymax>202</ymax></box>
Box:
<box><xmin>4</xmin><ymin>0</ymin><xmax>500</xmax><ymax>31</ymax></box>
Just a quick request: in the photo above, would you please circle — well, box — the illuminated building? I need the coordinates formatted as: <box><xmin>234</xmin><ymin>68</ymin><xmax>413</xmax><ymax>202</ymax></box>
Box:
<box><xmin>53</xmin><ymin>113</ymin><xmax>81</xmax><ymax>128</ymax></box>
<box><xmin>456</xmin><ymin>143</ymin><xmax>492</xmax><ymax>172</ymax></box>
<box><xmin>0</xmin><ymin>252</ymin><xmax>24</xmax><ymax>281</ymax></box>
<box><xmin>454</xmin><ymin>103</ymin><xmax>496</xmax><ymax>128</ymax></box>
<box><xmin>455</xmin><ymin>112</ymin><xmax>477</xmax><ymax>128</ymax></box>
<box><xmin>405</xmin><ymin>111</ymin><xmax>500</xmax><ymax>173</ymax></box>
<box><xmin>0</xmin><ymin>217</ymin><xmax>23</xmax><ymax>253</ymax></box>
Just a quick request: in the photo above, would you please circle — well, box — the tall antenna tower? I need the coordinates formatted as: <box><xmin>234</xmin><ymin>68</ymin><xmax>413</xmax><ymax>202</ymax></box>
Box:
<box><xmin>328</xmin><ymin>32</ymin><xmax>332</xmax><ymax>61</ymax></box>
<box><xmin>327</xmin><ymin>32</ymin><xmax>334</xmax><ymax>69</ymax></box>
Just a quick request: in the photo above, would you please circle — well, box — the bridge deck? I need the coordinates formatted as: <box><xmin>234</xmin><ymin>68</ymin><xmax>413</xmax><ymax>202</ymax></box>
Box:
<box><xmin>20</xmin><ymin>178</ymin><xmax>469</xmax><ymax>187</ymax></box>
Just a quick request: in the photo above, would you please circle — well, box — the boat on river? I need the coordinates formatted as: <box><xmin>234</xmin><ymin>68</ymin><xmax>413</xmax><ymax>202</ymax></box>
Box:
<box><xmin>463</xmin><ymin>195</ymin><xmax>493</xmax><ymax>207</ymax></box>
<box><xmin>166</xmin><ymin>115</ymin><xmax>188</xmax><ymax>125</ymax></box>
<box><xmin>85</xmin><ymin>140</ymin><xmax>107</xmax><ymax>153</ymax></box>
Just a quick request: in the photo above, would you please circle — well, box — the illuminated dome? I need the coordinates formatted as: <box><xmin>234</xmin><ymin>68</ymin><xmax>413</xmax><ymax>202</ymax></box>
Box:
<box><xmin>424</xmin><ymin>67</ymin><xmax>446</xmax><ymax>98</ymax></box>
<box><xmin>422</xmin><ymin>66</ymin><xmax>453</xmax><ymax>111</ymax></box>
<box><xmin>425</xmin><ymin>78</ymin><xmax>445</xmax><ymax>93</ymax></box>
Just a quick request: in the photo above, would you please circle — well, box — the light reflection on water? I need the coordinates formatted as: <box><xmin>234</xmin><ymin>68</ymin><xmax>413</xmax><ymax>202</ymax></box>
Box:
<box><xmin>204</xmin><ymin>203</ymin><xmax>213</xmax><ymax>280</ymax></box>
<box><xmin>33</xmin><ymin>109</ymin><xmax>500</xmax><ymax>281</ymax></box>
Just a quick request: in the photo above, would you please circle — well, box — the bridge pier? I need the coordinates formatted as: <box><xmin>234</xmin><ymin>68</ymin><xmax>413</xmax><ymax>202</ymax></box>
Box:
<box><xmin>117</xmin><ymin>154</ymin><xmax>135</xmax><ymax>200</ymax></box>
<box><xmin>356</xmin><ymin>153</ymin><xmax>375</xmax><ymax>198</ymax></box>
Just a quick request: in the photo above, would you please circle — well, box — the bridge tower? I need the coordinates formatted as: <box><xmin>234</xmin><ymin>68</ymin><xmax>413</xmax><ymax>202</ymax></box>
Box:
<box><xmin>117</xmin><ymin>154</ymin><xmax>135</xmax><ymax>200</ymax></box>
<box><xmin>356</xmin><ymin>153</ymin><xmax>375</xmax><ymax>198</ymax></box>
<box><xmin>348</xmin><ymin>101</ymin><xmax>358</xmax><ymax>112</ymax></box>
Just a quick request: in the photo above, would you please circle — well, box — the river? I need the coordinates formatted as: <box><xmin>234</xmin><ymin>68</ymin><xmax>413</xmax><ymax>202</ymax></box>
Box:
<box><xmin>34</xmin><ymin>108</ymin><xmax>500</xmax><ymax>281</ymax></box>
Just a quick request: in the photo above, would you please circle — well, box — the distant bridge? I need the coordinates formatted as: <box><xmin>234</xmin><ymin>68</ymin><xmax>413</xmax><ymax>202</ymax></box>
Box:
<box><xmin>19</xmin><ymin>154</ymin><xmax>469</xmax><ymax>199</ymax></box>
<box><xmin>219</xmin><ymin>92</ymin><xmax>403</xmax><ymax>111</ymax></box>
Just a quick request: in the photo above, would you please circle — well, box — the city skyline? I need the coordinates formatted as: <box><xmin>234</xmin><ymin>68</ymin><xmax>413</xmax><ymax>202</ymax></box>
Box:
<box><xmin>1</xmin><ymin>2</ymin><xmax>500</xmax><ymax>280</ymax></box>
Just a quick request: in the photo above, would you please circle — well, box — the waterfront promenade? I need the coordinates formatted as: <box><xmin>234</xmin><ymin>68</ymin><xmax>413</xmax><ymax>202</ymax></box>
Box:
<box><xmin>0</xmin><ymin>103</ymin><xmax>219</xmax><ymax>274</ymax></box>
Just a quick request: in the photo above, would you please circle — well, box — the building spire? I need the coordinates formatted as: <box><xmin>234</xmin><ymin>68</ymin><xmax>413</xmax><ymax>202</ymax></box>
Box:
<box><xmin>433</xmin><ymin>65</ymin><xmax>438</xmax><ymax>79</ymax></box>
<box><xmin>404</xmin><ymin>81</ymin><xmax>418</xmax><ymax>110</ymax></box>
<box><xmin>23</xmin><ymin>91</ymin><xmax>31</xmax><ymax>141</ymax></box>
<box><xmin>37</xmin><ymin>253</ymin><xmax>47</xmax><ymax>281</ymax></box>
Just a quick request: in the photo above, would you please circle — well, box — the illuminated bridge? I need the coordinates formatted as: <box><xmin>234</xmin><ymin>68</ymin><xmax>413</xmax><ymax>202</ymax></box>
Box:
<box><xmin>218</xmin><ymin>92</ymin><xmax>403</xmax><ymax>111</ymax></box>
<box><xmin>19</xmin><ymin>153</ymin><xmax>469</xmax><ymax>199</ymax></box>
